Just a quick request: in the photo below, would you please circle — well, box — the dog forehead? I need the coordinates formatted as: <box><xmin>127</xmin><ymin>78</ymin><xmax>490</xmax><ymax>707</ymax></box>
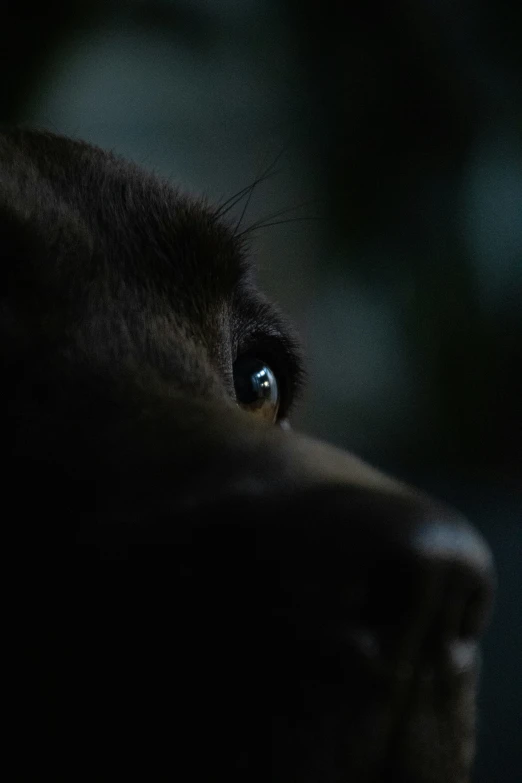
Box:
<box><xmin>0</xmin><ymin>129</ymin><xmax>303</xmax><ymax>398</ymax></box>
<box><xmin>0</xmin><ymin>128</ymin><xmax>265</xmax><ymax>401</ymax></box>
<box><xmin>0</xmin><ymin>128</ymin><xmax>249</xmax><ymax>307</ymax></box>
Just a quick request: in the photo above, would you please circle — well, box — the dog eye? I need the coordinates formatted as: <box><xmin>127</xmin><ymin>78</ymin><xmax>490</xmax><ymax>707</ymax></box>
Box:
<box><xmin>233</xmin><ymin>357</ymin><xmax>280</xmax><ymax>424</ymax></box>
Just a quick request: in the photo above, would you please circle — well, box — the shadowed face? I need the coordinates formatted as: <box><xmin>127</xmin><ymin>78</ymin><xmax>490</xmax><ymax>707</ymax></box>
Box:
<box><xmin>1</xmin><ymin>128</ymin><xmax>494</xmax><ymax>782</ymax></box>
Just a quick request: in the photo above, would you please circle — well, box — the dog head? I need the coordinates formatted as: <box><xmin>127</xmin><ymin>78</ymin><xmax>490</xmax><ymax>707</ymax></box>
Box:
<box><xmin>1</xmin><ymin>128</ymin><xmax>494</xmax><ymax>781</ymax></box>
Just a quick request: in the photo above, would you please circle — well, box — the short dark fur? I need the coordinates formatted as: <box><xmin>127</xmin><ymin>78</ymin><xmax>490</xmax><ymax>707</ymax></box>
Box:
<box><xmin>1</xmin><ymin>129</ymin><xmax>494</xmax><ymax>781</ymax></box>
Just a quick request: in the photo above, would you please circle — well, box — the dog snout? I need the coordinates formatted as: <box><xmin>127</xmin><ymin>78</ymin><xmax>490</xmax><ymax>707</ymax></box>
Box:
<box><xmin>234</xmin><ymin>429</ymin><xmax>496</xmax><ymax>677</ymax></box>
<box><xmin>340</xmin><ymin>498</ymin><xmax>495</xmax><ymax>677</ymax></box>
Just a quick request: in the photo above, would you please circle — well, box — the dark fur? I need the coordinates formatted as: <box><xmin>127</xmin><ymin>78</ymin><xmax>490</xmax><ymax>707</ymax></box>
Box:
<box><xmin>1</xmin><ymin>128</ymin><xmax>494</xmax><ymax>781</ymax></box>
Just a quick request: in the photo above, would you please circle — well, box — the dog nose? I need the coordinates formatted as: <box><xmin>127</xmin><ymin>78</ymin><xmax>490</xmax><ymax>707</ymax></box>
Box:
<box><xmin>182</xmin><ymin>423</ymin><xmax>496</xmax><ymax>675</ymax></box>
<box><xmin>251</xmin><ymin>433</ymin><xmax>496</xmax><ymax>666</ymax></box>
<box><xmin>408</xmin><ymin>512</ymin><xmax>494</xmax><ymax>639</ymax></box>
<box><xmin>296</xmin><ymin>487</ymin><xmax>496</xmax><ymax>674</ymax></box>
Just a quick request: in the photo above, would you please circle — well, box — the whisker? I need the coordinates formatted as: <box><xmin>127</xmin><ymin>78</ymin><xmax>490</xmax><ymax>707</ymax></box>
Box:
<box><xmin>235</xmin><ymin>198</ymin><xmax>320</xmax><ymax>236</ymax></box>
<box><xmin>233</xmin><ymin>146</ymin><xmax>289</xmax><ymax>232</ymax></box>
<box><xmin>234</xmin><ymin>173</ymin><xmax>261</xmax><ymax>234</ymax></box>
<box><xmin>215</xmin><ymin>168</ymin><xmax>281</xmax><ymax>219</ymax></box>
<box><xmin>216</xmin><ymin>144</ymin><xmax>288</xmax><ymax>221</ymax></box>
<box><xmin>235</xmin><ymin>215</ymin><xmax>322</xmax><ymax>238</ymax></box>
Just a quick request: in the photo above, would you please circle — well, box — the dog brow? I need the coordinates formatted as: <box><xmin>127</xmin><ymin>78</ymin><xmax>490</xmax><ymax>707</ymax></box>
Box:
<box><xmin>1</xmin><ymin>128</ymin><xmax>253</xmax><ymax>294</ymax></box>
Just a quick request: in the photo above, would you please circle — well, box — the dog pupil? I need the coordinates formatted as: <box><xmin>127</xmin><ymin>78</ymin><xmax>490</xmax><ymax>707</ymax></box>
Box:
<box><xmin>233</xmin><ymin>357</ymin><xmax>279</xmax><ymax>420</ymax></box>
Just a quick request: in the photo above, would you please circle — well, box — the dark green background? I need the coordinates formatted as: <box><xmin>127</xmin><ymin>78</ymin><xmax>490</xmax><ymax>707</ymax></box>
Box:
<box><xmin>2</xmin><ymin>2</ymin><xmax>520</xmax><ymax>779</ymax></box>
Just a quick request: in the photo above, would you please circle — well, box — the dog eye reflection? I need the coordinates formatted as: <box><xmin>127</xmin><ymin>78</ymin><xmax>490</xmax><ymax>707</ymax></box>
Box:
<box><xmin>233</xmin><ymin>357</ymin><xmax>280</xmax><ymax>423</ymax></box>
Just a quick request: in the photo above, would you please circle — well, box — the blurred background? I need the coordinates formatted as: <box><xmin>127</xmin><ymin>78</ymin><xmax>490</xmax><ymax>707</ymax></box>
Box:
<box><xmin>2</xmin><ymin>1</ymin><xmax>520</xmax><ymax>779</ymax></box>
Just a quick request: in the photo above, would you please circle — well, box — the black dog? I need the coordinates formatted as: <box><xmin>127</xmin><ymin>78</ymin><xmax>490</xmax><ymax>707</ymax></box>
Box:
<box><xmin>1</xmin><ymin>128</ymin><xmax>494</xmax><ymax>781</ymax></box>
